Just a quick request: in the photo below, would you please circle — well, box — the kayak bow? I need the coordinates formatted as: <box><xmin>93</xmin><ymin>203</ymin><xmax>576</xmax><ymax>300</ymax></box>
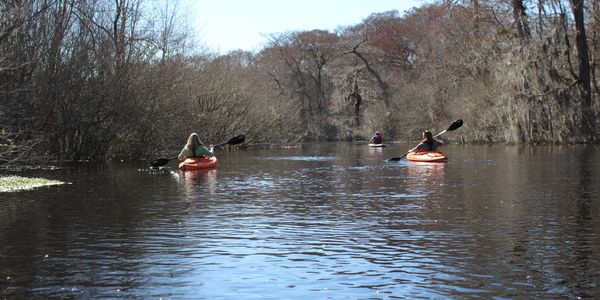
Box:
<box><xmin>178</xmin><ymin>156</ymin><xmax>218</xmax><ymax>171</ymax></box>
<box><xmin>406</xmin><ymin>151</ymin><xmax>448</xmax><ymax>163</ymax></box>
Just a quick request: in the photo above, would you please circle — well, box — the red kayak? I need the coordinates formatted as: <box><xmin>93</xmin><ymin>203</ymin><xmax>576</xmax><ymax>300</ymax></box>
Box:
<box><xmin>406</xmin><ymin>151</ymin><xmax>448</xmax><ymax>163</ymax></box>
<box><xmin>178</xmin><ymin>156</ymin><xmax>218</xmax><ymax>171</ymax></box>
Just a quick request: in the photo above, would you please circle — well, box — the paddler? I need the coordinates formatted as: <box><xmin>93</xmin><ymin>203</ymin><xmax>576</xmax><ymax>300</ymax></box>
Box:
<box><xmin>370</xmin><ymin>131</ymin><xmax>383</xmax><ymax>144</ymax></box>
<box><xmin>413</xmin><ymin>130</ymin><xmax>444</xmax><ymax>151</ymax></box>
<box><xmin>178</xmin><ymin>133</ymin><xmax>215</xmax><ymax>161</ymax></box>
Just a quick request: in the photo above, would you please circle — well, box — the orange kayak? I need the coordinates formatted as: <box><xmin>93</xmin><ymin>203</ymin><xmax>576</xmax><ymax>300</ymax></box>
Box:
<box><xmin>406</xmin><ymin>151</ymin><xmax>448</xmax><ymax>163</ymax></box>
<box><xmin>178</xmin><ymin>156</ymin><xmax>218</xmax><ymax>171</ymax></box>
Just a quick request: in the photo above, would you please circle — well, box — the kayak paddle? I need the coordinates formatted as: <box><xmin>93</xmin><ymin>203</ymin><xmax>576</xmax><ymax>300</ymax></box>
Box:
<box><xmin>150</xmin><ymin>134</ymin><xmax>246</xmax><ymax>168</ymax></box>
<box><xmin>150</xmin><ymin>156</ymin><xmax>178</xmax><ymax>168</ymax></box>
<box><xmin>388</xmin><ymin>119</ymin><xmax>463</xmax><ymax>161</ymax></box>
<box><xmin>214</xmin><ymin>134</ymin><xmax>245</xmax><ymax>148</ymax></box>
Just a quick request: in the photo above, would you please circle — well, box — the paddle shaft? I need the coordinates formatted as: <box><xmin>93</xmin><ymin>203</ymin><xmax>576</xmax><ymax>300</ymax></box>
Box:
<box><xmin>214</xmin><ymin>142</ymin><xmax>230</xmax><ymax>147</ymax></box>
<box><xmin>150</xmin><ymin>156</ymin><xmax>178</xmax><ymax>168</ymax></box>
<box><xmin>434</xmin><ymin>130</ymin><xmax>447</xmax><ymax>137</ymax></box>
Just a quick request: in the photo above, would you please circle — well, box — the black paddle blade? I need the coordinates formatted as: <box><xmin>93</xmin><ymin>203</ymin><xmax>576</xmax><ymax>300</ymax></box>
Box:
<box><xmin>447</xmin><ymin>119</ymin><xmax>463</xmax><ymax>131</ymax></box>
<box><xmin>387</xmin><ymin>152</ymin><xmax>410</xmax><ymax>161</ymax></box>
<box><xmin>150</xmin><ymin>156</ymin><xmax>177</xmax><ymax>168</ymax></box>
<box><xmin>214</xmin><ymin>135</ymin><xmax>246</xmax><ymax>148</ymax></box>
<box><xmin>150</xmin><ymin>158</ymin><xmax>169</xmax><ymax>167</ymax></box>
<box><xmin>227</xmin><ymin>134</ymin><xmax>245</xmax><ymax>145</ymax></box>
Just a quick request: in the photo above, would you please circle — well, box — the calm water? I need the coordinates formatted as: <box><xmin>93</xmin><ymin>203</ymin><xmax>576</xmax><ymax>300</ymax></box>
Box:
<box><xmin>1</xmin><ymin>143</ymin><xmax>599</xmax><ymax>299</ymax></box>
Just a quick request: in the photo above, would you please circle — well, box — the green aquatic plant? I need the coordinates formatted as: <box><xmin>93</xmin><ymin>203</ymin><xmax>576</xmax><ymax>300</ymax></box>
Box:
<box><xmin>0</xmin><ymin>176</ymin><xmax>64</xmax><ymax>192</ymax></box>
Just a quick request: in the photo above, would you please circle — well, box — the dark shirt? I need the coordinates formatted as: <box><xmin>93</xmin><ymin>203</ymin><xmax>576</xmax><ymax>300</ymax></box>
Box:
<box><xmin>370</xmin><ymin>134</ymin><xmax>382</xmax><ymax>144</ymax></box>
<box><xmin>415</xmin><ymin>139</ymin><xmax>443</xmax><ymax>151</ymax></box>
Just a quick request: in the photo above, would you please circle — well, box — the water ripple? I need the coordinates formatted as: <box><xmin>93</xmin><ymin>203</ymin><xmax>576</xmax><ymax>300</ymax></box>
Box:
<box><xmin>2</xmin><ymin>145</ymin><xmax>600</xmax><ymax>299</ymax></box>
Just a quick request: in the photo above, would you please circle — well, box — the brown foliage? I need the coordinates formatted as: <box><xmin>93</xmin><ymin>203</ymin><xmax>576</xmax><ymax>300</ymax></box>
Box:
<box><xmin>1</xmin><ymin>0</ymin><xmax>600</xmax><ymax>164</ymax></box>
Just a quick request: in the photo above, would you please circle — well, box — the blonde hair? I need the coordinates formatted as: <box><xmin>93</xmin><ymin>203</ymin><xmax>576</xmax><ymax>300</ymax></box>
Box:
<box><xmin>185</xmin><ymin>133</ymin><xmax>204</xmax><ymax>153</ymax></box>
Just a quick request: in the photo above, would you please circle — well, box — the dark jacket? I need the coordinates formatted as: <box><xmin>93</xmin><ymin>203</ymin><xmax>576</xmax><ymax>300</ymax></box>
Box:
<box><xmin>415</xmin><ymin>139</ymin><xmax>443</xmax><ymax>151</ymax></box>
<box><xmin>370</xmin><ymin>133</ymin><xmax>383</xmax><ymax>144</ymax></box>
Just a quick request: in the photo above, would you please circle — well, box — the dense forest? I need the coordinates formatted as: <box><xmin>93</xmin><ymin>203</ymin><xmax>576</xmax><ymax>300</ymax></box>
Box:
<box><xmin>1</xmin><ymin>0</ymin><xmax>599</xmax><ymax>164</ymax></box>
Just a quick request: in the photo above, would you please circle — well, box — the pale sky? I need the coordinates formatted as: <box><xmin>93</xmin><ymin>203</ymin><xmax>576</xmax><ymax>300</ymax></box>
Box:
<box><xmin>183</xmin><ymin>0</ymin><xmax>427</xmax><ymax>53</ymax></box>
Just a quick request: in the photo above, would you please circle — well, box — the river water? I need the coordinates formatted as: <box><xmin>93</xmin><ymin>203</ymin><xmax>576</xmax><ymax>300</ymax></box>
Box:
<box><xmin>1</xmin><ymin>143</ymin><xmax>599</xmax><ymax>299</ymax></box>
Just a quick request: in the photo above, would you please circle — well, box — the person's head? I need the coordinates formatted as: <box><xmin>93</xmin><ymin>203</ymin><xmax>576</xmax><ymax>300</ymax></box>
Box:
<box><xmin>186</xmin><ymin>133</ymin><xmax>204</xmax><ymax>150</ymax></box>
<box><xmin>423</xmin><ymin>130</ymin><xmax>433</xmax><ymax>141</ymax></box>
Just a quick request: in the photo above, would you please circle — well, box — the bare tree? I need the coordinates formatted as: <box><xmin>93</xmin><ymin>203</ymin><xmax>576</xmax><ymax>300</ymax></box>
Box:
<box><xmin>512</xmin><ymin>0</ymin><xmax>531</xmax><ymax>39</ymax></box>
<box><xmin>264</xmin><ymin>30</ymin><xmax>339</xmax><ymax>140</ymax></box>
<box><xmin>569</xmin><ymin>0</ymin><xmax>591</xmax><ymax>100</ymax></box>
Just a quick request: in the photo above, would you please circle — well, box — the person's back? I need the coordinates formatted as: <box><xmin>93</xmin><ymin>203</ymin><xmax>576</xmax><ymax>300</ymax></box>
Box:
<box><xmin>414</xmin><ymin>130</ymin><xmax>443</xmax><ymax>151</ymax></box>
<box><xmin>370</xmin><ymin>132</ymin><xmax>383</xmax><ymax>144</ymax></box>
<box><xmin>178</xmin><ymin>133</ymin><xmax>214</xmax><ymax>160</ymax></box>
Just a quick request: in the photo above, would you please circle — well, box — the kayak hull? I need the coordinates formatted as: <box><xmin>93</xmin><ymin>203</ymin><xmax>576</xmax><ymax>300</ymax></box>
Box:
<box><xmin>368</xmin><ymin>143</ymin><xmax>386</xmax><ymax>148</ymax></box>
<box><xmin>178</xmin><ymin>156</ymin><xmax>218</xmax><ymax>171</ymax></box>
<box><xmin>406</xmin><ymin>151</ymin><xmax>447</xmax><ymax>163</ymax></box>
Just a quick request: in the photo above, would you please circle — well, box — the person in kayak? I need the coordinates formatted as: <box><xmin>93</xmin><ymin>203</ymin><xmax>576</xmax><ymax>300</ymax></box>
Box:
<box><xmin>413</xmin><ymin>130</ymin><xmax>443</xmax><ymax>151</ymax></box>
<box><xmin>178</xmin><ymin>133</ymin><xmax>214</xmax><ymax>160</ymax></box>
<box><xmin>370</xmin><ymin>131</ymin><xmax>383</xmax><ymax>144</ymax></box>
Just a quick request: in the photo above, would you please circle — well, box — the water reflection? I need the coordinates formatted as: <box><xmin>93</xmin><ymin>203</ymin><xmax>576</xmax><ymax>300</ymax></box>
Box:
<box><xmin>1</xmin><ymin>144</ymin><xmax>599</xmax><ymax>299</ymax></box>
<box><xmin>262</xmin><ymin>155</ymin><xmax>337</xmax><ymax>161</ymax></box>
<box><xmin>405</xmin><ymin>161</ymin><xmax>446</xmax><ymax>198</ymax></box>
<box><xmin>174</xmin><ymin>168</ymin><xmax>218</xmax><ymax>197</ymax></box>
<box><xmin>367</xmin><ymin>146</ymin><xmax>385</xmax><ymax>157</ymax></box>
<box><xmin>406</xmin><ymin>161</ymin><xmax>446</xmax><ymax>178</ymax></box>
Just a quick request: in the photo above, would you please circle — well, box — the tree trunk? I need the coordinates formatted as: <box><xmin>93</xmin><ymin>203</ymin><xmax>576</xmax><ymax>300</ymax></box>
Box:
<box><xmin>570</xmin><ymin>0</ymin><xmax>591</xmax><ymax>102</ymax></box>
<box><xmin>472</xmin><ymin>0</ymin><xmax>480</xmax><ymax>31</ymax></box>
<box><xmin>590</xmin><ymin>0</ymin><xmax>599</xmax><ymax>94</ymax></box>
<box><xmin>569</xmin><ymin>0</ymin><xmax>594</xmax><ymax>138</ymax></box>
<box><xmin>512</xmin><ymin>0</ymin><xmax>531</xmax><ymax>39</ymax></box>
<box><xmin>351</xmin><ymin>79</ymin><xmax>362</xmax><ymax>126</ymax></box>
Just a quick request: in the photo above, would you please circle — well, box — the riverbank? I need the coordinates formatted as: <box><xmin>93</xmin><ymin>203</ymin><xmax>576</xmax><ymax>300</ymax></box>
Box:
<box><xmin>0</xmin><ymin>176</ymin><xmax>65</xmax><ymax>192</ymax></box>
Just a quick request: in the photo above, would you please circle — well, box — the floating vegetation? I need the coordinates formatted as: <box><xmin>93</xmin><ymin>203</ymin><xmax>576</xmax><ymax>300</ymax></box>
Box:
<box><xmin>0</xmin><ymin>176</ymin><xmax>65</xmax><ymax>192</ymax></box>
